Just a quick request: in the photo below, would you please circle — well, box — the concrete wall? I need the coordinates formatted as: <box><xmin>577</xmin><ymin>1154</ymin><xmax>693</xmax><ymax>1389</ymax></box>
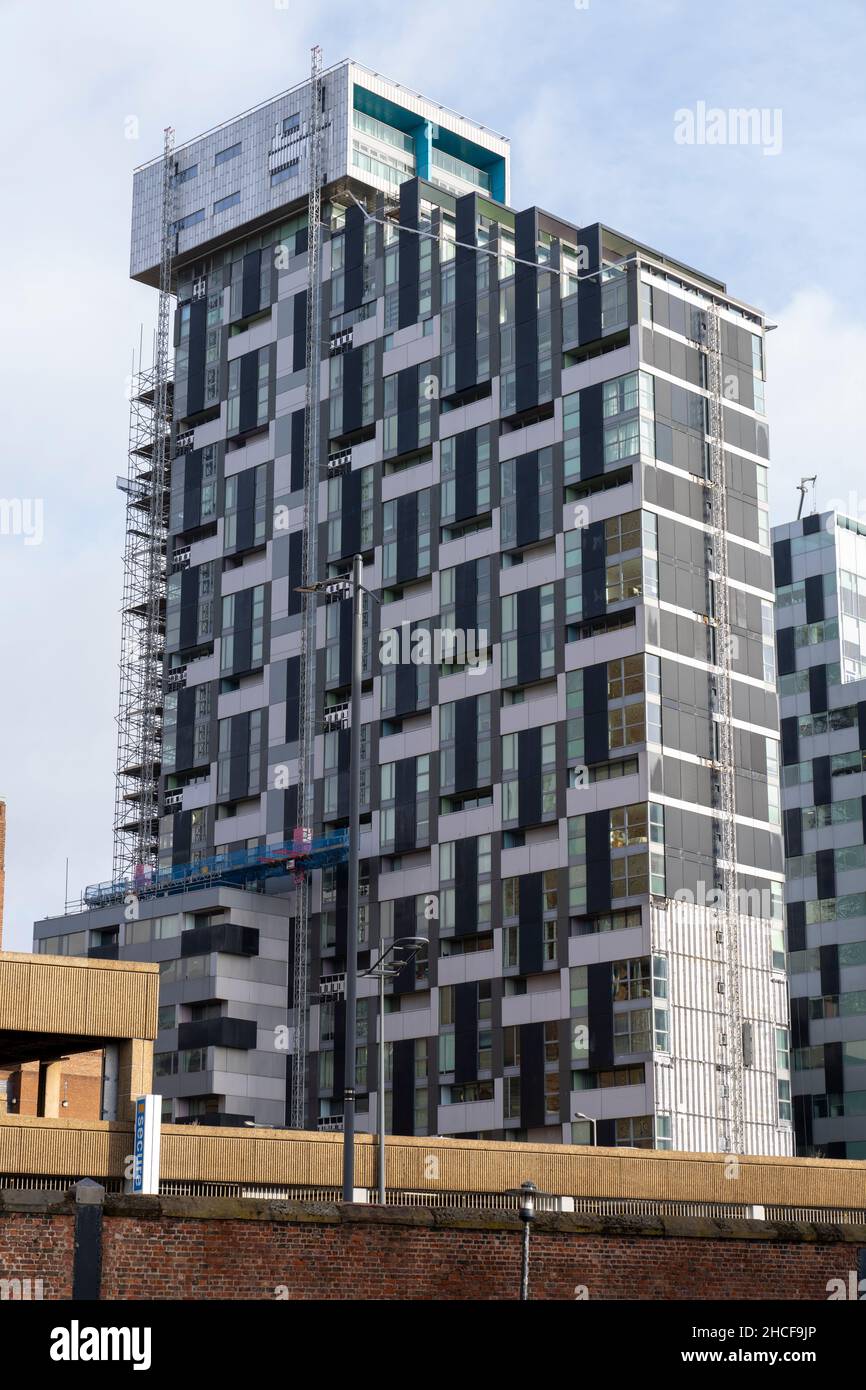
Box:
<box><xmin>1</xmin><ymin>1120</ymin><xmax>863</xmax><ymax>1211</ymax></box>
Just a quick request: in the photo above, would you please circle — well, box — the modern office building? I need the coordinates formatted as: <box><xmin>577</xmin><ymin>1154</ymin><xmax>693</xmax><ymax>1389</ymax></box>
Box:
<box><xmin>35</xmin><ymin>56</ymin><xmax>791</xmax><ymax>1154</ymax></box>
<box><xmin>773</xmin><ymin>509</ymin><xmax>866</xmax><ymax>1159</ymax></box>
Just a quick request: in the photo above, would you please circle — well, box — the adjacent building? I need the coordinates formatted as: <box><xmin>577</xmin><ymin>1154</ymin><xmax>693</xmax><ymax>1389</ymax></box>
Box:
<box><xmin>35</xmin><ymin>57</ymin><xmax>791</xmax><ymax>1154</ymax></box>
<box><xmin>773</xmin><ymin>509</ymin><xmax>866</xmax><ymax>1159</ymax></box>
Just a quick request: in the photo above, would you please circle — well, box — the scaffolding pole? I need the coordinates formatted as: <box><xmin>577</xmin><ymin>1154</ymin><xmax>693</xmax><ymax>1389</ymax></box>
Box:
<box><xmin>113</xmin><ymin>128</ymin><xmax>175</xmax><ymax>881</ymax></box>
<box><xmin>703</xmin><ymin>301</ymin><xmax>745</xmax><ymax>1155</ymax></box>
<box><xmin>290</xmin><ymin>47</ymin><xmax>325</xmax><ymax>1132</ymax></box>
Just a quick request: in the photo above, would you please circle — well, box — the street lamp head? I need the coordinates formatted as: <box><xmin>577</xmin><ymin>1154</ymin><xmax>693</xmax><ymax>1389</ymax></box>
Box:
<box><xmin>361</xmin><ymin>936</ymin><xmax>429</xmax><ymax>981</ymax></box>
<box><xmin>295</xmin><ymin>576</ymin><xmax>352</xmax><ymax>598</ymax></box>
<box><xmin>518</xmin><ymin>1180</ymin><xmax>537</xmax><ymax>1223</ymax></box>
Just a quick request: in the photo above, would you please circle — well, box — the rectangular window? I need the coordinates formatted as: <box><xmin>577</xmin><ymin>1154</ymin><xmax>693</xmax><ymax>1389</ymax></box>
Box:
<box><xmin>271</xmin><ymin>163</ymin><xmax>299</xmax><ymax>186</ymax></box>
<box><xmin>215</xmin><ymin>142</ymin><xmax>241</xmax><ymax>165</ymax></box>
<box><xmin>777</xmin><ymin>1078</ymin><xmax>792</xmax><ymax>1122</ymax></box>
<box><xmin>503</xmin><ymin>1076</ymin><xmax>521</xmax><ymax>1121</ymax></box>
<box><xmin>615</xmin><ymin>1115</ymin><xmax>653</xmax><ymax>1148</ymax></box>
<box><xmin>174</xmin><ymin>209</ymin><xmax>205</xmax><ymax>233</ymax></box>
<box><xmin>601</xmin><ymin>267</ymin><xmax>629</xmax><ymax>334</ymax></box>
<box><xmin>214</xmin><ymin>191</ymin><xmax>241</xmax><ymax>215</ymax></box>
<box><xmin>613</xmin><ymin>1008</ymin><xmax>652</xmax><ymax>1055</ymax></box>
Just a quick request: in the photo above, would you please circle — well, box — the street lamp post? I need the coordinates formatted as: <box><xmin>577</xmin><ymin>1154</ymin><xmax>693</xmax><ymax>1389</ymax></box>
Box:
<box><xmin>362</xmin><ymin>937</ymin><xmax>428</xmax><ymax>1205</ymax></box>
<box><xmin>378</xmin><ymin>960</ymin><xmax>385</xmax><ymax>1199</ymax></box>
<box><xmin>342</xmin><ymin>552</ymin><xmax>364</xmax><ymax>1203</ymax></box>
<box><xmin>516</xmin><ymin>1181</ymin><xmax>537</xmax><ymax>1301</ymax></box>
<box><xmin>297</xmin><ymin>554</ymin><xmax>371</xmax><ymax>1204</ymax></box>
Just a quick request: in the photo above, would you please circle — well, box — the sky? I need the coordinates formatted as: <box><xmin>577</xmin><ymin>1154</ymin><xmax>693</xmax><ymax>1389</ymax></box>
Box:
<box><xmin>0</xmin><ymin>0</ymin><xmax>864</xmax><ymax>948</ymax></box>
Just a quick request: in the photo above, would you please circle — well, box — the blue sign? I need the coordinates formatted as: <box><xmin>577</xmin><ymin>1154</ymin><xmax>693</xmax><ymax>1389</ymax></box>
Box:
<box><xmin>133</xmin><ymin>1097</ymin><xmax>146</xmax><ymax>1192</ymax></box>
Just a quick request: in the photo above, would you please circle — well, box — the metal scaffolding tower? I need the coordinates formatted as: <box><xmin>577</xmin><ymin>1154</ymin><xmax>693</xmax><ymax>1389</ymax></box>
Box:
<box><xmin>703</xmin><ymin>301</ymin><xmax>745</xmax><ymax>1155</ymax></box>
<box><xmin>290</xmin><ymin>47</ymin><xmax>325</xmax><ymax>1131</ymax></box>
<box><xmin>113</xmin><ymin>128</ymin><xmax>176</xmax><ymax>881</ymax></box>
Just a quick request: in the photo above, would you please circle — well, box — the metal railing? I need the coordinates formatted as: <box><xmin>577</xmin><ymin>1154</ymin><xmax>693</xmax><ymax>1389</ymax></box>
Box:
<box><xmin>4</xmin><ymin>1174</ymin><xmax>862</xmax><ymax>1226</ymax></box>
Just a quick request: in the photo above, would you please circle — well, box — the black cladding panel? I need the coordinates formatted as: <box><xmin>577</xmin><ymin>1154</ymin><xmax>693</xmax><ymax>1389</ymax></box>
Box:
<box><xmin>513</xmin><ymin>208</ymin><xmax>539</xmax><ymax>414</ymax></box>
<box><xmin>290</xmin><ymin>409</ymin><xmax>305</xmax><ymax>492</ymax></box>
<box><xmin>238</xmin><ymin>351</ymin><xmax>259</xmax><ymax>434</ymax></box>
<box><xmin>516</xmin><ymin>588</ymin><xmax>541</xmax><ymax>686</ymax></box>
<box><xmin>454</xmin><ymin>696</ymin><xmax>479</xmax><ymax>795</ymax></box>
<box><xmin>583</xmin><ymin>662</ymin><xmax>609</xmax><ymax>764</ymax></box>
<box><xmin>343</xmin><ymin>204</ymin><xmax>365</xmax><ymax>314</ymax></box>
<box><xmin>242</xmin><ymin>249</ymin><xmax>262</xmax><ymax>319</ymax></box>
<box><xmin>579</xmin><ymin>382</ymin><xmax>604</xmax><ymax>480</ymax></box>
<box><xmin>454</xmin><ymin>982</ymin><xmax>477</xmax><ymax>1084</ymax></box>
<box><xmin>519</xmin><ymin>1022</ymin><xmax>545</xmax><ymax>1130</ymax></box>
<box><xmin>398</xmin><ymin>181</ymin><xmax>420</xmax><ymax>329</ymax></box>
<box><xmin>515</xmin><ymin>452</ymin><xmax>540</xmax><ymax>548</ymax></box>
<box><xmin>454</xmin><ymin>194</ymin><xmax>478</xmax><ymax>392</ymax></box>
<box><xmin>341</xmin><ymin>347</ymin><xmax>363</xmax><ymax>436</ymax></box>
<box><xmin>454</xmin><ymin>837</ymin><xmax>479</xmax><ymax>936</ymax></box>
<box><xmin>587</xmin><ymin>961</ymin><xmax>614</xmax><ymax>1068</ymax></box>
<box><xmin>185</xmin><ymin>297</ymin><xmax>208</xmax><ymax>417</ymax></box>
<box><xmin>516</xmin><ymin>727</ymin><xmax>541</xmax><ymax>827</ymax></box>
<box><xmin>772</xmin><ymin>537</ymin><xmax>791</xmax><ymax>590</ymax></box>
<box><xmin>576</xmin><ymin>224</ymin><xmax>602</xmax><ymax>345</ymax></box>
<box><xmin>454</xmin><ymin>430</ymin><xmax>478</xmax><ymax>523</ymax></box>
<box><xmin>392</xmin><ymin>1038</ymin><xmax>415</xmax><ymax>1135</ymax></box>
<box><xmin>585</xmin><ymin>810</ymin><xmax>611</xmax><ymax>914</ymax></box>
<box><xmin>292</xmin><ymin>291</ymin><xmax>307</xmax><ymax>373</ymax></box>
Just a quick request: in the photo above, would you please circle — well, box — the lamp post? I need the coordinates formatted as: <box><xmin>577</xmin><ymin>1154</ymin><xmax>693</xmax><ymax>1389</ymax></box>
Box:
<box><xmin>361</xmin><ymin>937</ymin><xmax>428</xmax><ymax>1205</ymax></box>
<box><xmin>341</xmin><ymin>552</ymin><xmax>364</xmax><ymax>1202</ymax></box>
<box><xmin>506</xmin><ymin>1181</ymin><xmax>538</xmax><ymax>1300</ymax></box>
<box><xmin>296</xmin><ymin>553</ymin><xmax>374</xmax><ymax>1203</ymax></box>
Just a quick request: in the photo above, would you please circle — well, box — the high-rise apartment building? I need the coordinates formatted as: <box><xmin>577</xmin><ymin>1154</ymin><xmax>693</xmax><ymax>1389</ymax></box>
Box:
<box><xmin>35</xmin><ymin>57</ymin><xmax>791</xmax><ymax>1154</ymax></box>
<box><xmin>773</xmin><ymin>509</ymin><xmax>866</xmax><ymax>1160</ymax></box>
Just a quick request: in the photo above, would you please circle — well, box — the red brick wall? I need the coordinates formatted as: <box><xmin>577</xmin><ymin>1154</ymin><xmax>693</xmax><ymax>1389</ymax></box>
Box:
<box><xmin>1</xmin><ymin>1196</ymin><xmax>863</xmax><ymax>1301</ymax></box>
<box><xmin>98</xmin><ymin>1215</ymin><xmax>859</xmax><ymax>1301</ymax></box>
<box><xmin>0</xmin><ymin>1212</ymin><xmax>74</xmax><ymax>1299</ymax></box>
<box><xmin>2</xmin><ymin>1054</ymin><xmax>103</xmax><ymax>1122</ymax></box>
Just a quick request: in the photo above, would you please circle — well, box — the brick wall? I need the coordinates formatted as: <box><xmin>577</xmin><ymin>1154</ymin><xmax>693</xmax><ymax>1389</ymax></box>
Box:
<box><xmin>1</xmin><ymin>1192</ymin><xmax>864</xmax><ymax>1300</ymax></box>
<box><xmin>0</xmin><ymin>1207</ymin><xmax>74</xmax><ymax>1299</ymax></box>
<box><xmin>2</xmin><ymin>1052</ymin><xmax>104</xmax><ymax>1122</ymax></box>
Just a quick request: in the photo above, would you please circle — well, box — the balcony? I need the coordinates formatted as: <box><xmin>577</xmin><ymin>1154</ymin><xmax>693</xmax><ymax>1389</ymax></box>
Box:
<box><xmin>180</xmin><ymin>923</ymin><xmax>259</xmax><ymax>958</ymax></box>
<box><xmin>177</xmin><ymin>1017</ymin><xmax>257</xmax><ymax>1051</ymax></box>
<box><xmin>188</xmin><ymin>1112</ymin><xmax>255</xmax><ymax>1128</ymax></box>
<box><xmin>87</xmin><ymin>943</ymin><xmax>119</xmax><ymax>961</ymax></box>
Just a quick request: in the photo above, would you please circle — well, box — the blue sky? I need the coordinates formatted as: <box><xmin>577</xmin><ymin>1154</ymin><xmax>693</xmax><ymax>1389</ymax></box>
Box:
<box><xmin>1</xmin><ymin>0</ymin><xmax>864</xmax><ymax>945</ymax></box>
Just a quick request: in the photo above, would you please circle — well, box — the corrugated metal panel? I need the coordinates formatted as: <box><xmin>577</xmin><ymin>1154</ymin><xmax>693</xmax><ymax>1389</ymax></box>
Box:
<box><xmin>652</xmin><ymin>900</ymin><xmax>794</xmax><ymax>1158</ymax></box>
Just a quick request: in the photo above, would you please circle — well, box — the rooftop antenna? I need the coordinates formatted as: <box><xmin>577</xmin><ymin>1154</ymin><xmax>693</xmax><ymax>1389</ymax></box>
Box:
<box><xmin>797</xmin><ymin>475</ymin><xmax>817</xmax><ymax>520</ymax></box>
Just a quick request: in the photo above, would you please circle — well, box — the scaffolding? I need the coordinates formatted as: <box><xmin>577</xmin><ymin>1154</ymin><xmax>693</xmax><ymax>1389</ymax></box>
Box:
<box><xmin>113</xmin><ymin>128</ymin><xmax>176</xmax><ymax>881</ymax></box>
<box><xmin>290</xmin><ymin>46</ymin><xmax>326</xmax><ymax>1132</ymax></box>
<box><xmin>86</xmin><ymin>832</ymin><xmax>349</xmax><ymax>909</ymax></box>
<box><xmin>703</xmin><ymin>301</ymin><xmax>745</xmax><ymax>1155</ymax></box>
